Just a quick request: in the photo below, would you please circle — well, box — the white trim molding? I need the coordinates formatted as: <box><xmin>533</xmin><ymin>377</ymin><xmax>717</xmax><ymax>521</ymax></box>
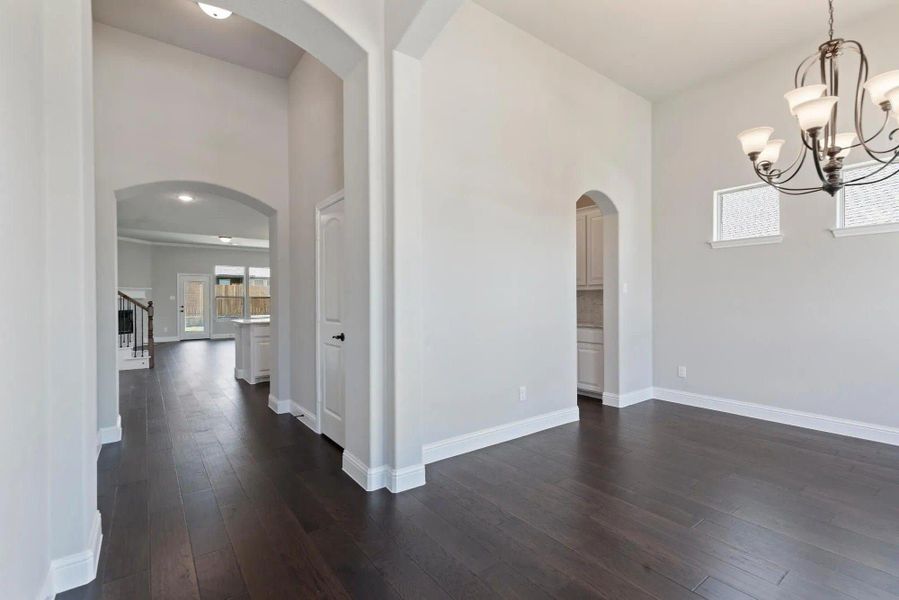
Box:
<box><xmin>50</xmin><ymin>510</ymin><xmax>102</xmax><ymax>595</ymax></box>
<box><xmin>212</xmin><ymin>333</ymin><xmax>235</xmax><ymax>340</ymax></box>
<box><xmin>153</xmin><ymin>335</ymin><xmax>179</xmax><ymax>343</ymax></box>
<box><xmin>267</xmin><ymin>394</ymin><xmax>291</xmax><ymax>415</ymax></box>
<box><xmin>389</xmin><ymin>464</ymin><xmax>426</xmax><ymax>493</ymax></box>
<box><xmin>654</xmin><ymin>387</ymin><xmax>899</xmax><ymax>447</ymax></box>
<box><xmin>709</xmin><ymin>234</ymin><xmax>783</xmax><ymax>249</ymax></box>
<box><xmin>831</xmin><ymin>222</ymin><xmax>899</xmax><ymax>238</ymax></box>
<box><xmin>342</xmin><ymin>452</ymin><xmax>388</xmax><ymax>491</ymax></box>
<box><xmin>341</xmin><ymin>452</ymin><xmax>426</xmax><ymax>493</ymax></box>
<box><xmin>422</xmin><ymin>407</ymin><xmax>580</xmax><ymax>465</ymax></box>
<box><xmin>98</xmin><ymin>414</ymin><xmax>122</xmax><ymax>445</ymax></box>
<box><xmin>602</xmin><ymin>387</ymin><xmax>654</xmax><ymax>409</ymax></box>
<box><xmin>291</xmin><ymin>402</ymin><xmax>320</xmax><ymax>433</ymax></box>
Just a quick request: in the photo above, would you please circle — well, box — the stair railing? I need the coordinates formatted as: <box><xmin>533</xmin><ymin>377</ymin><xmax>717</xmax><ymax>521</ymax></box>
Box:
<box><xmin>117</xmin><ymin>291</ymin><xmax>155</xmax><ymax>369</ymax></box>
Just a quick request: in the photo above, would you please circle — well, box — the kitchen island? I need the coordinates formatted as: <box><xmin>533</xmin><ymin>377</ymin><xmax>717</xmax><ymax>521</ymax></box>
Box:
<box><xmin>233</xmin><ymin>317</ymin><xmax>271</xmax><ymax>384</ymax></box>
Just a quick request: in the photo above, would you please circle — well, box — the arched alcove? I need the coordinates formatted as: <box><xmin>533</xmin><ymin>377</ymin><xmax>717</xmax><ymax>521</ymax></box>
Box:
<box><xmin>580</xmin><ymin>189</ymin><xmax>621</xmax><ymax>398</ymax></box>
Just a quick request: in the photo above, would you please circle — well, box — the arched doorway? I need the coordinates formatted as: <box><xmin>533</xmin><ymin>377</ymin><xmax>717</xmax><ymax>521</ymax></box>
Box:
<box><xmin>576</xmin><ymin>190</ymin><xmax>621</xmax><ymax>400</ymax></box>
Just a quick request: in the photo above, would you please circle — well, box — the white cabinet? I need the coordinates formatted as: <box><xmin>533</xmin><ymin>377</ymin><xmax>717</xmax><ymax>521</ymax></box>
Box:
<box><xmin>576</xmin><ymin>213</ymin><xmax>587</xmax><ymax>287</ymax></box>
<box><xmin>577</xmin><ymin>207</ymin><xmax>603</xmax><ymax>289</ymax></box>
<box><xmin>577</xmin><ymin>327</ymin><xmax>603</xmax><ymax>394</ymax></box>
<box><xmin>233</xmin><ymin>318</ymin><xmax>271</xmax><ymax>384</ymax></box>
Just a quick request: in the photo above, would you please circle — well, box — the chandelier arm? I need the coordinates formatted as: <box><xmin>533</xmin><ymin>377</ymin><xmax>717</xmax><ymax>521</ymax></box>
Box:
<box><xmin>843</xmin><ymin>153</ymin><xmax>899</xmax><ymax>186</ymax></box>
<box><xmin>794</xmin><ymin>52</ymin><xmax>821</xmax><ymax>88</ymax></box>
<box><xmin>809</xmin><ymin>136</ymin><xmax>829</xmax><ymax>185</ymax></box>
<box><xmin>753</xmin><ymin>162</ymin><xmax>819</xmax><ymax>194</ymax></box>
<box><xmin>766</xmin><ymin>145</ymin><xmax>809</xmax><ymax>185</ymax></box>
<box><xmin>845</xmin><ymin>40</ymin><xmax>899</xmax><ymax>162</ymax></box>
<box><xmin>846</xmin><ymin>111</ymin><xmax>889</xmax><ymax>149</ymax></box>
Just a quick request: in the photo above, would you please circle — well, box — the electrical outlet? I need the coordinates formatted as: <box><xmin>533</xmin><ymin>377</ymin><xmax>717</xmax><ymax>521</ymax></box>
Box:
<box><xmin>678</xmin><ymin>366</ymin><xmax>687</xmax><ymax>378</ymax></box>
<box><xmin>519</xmin><ymin>386</ymin><xmax>527</xmax><ymax>402</ymax></box>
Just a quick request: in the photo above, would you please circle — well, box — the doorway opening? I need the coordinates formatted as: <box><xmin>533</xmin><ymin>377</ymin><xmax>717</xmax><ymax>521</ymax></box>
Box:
<box><xmin>575</xmin><ymin>191</ymin><xmax>620</xmax><ymax>402</ymax></box>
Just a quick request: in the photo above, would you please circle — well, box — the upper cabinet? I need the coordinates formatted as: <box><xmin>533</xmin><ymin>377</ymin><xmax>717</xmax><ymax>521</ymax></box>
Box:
<box><xmin>577</xmin><ymin>207</ymin><xmax>603</xmax><ymax>289</ymax></box>
<box><xmin>576</xmin><ymin>213</ymin><xmax>587</xmax><ymax>287</ymax></box>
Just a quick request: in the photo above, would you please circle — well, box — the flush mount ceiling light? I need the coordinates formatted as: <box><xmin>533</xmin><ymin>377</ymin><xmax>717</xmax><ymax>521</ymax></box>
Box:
<box><xmin>737</xmin><ymin>0</ymin><xmax>899</xmax><ymax>196</ymax></box>
<box><xmin>218</xmin><ymin>235</ymin><xmax>233</xmax><ymax>243</ymax></box>
<box><xmin>197</xmin><ymin>2</ymin><xmax>232</xmax><ymax>19</ymax></box>
<box><xmin>177</xmin><ymin>194</ymin><xmax>194</xmax><ymax>202</ymax></box>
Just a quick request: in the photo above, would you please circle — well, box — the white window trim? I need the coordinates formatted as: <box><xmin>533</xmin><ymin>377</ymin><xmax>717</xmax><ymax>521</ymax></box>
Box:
<box><xmin>709</xmin><ymin>234</ymin><xmax>784</xmax><ymax>249</ymax></box>
<box><xmin>831</xmin><ymin>160</ymin><xmax>899</xmax><ymax>238</ymax></box>
<box><xmin>710</xmin><ymin>181</ymin><xmax>782</xmax><ymax>248</ymax></box>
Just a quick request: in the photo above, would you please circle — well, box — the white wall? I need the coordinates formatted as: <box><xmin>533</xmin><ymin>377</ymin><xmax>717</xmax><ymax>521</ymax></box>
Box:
<box><xmin>419</xmin><ymin>3</ymin><xmax>654</xmax><ymax>445</ymax></box>
<box><xmin>287</xmin><ymin>54</ymin><xmax>344</xmax><ymax>417</ymax></box>
<box><xmin>94</xmin><ymin>22</ymin><xmax>290</xmax><ymax>429</ymax></box>
<box><xmin>653</xmin><ymin>9</ymin><xmax>899</xmax><ymax>430</ymax></box>
<box><xmin>1</xmin><ymin>0</ymin><xmax>98</xmax><ymax>596</ymax></box>
<box><xmin>117</xmin><ymin>239</ymin><xmax>270</xmax><ymax>338</ymax></box>
<box><xmin>0</xmin><ymin>1</ymin><xmax>50</xmax><ymax>596</ymax></box>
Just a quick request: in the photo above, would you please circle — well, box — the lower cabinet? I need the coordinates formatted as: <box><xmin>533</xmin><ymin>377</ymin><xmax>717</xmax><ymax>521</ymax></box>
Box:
<box><xmin>577</xmin><ymin>327</ymin><xmax>603</xmax><ymax>394</ymax></box>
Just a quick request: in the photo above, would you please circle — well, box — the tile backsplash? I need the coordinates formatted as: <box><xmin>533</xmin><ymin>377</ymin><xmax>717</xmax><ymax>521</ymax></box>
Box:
<box><xmin>577</xmin><ymin>289</ymin><xmax>603</xmax><ymax>327</ymax></box>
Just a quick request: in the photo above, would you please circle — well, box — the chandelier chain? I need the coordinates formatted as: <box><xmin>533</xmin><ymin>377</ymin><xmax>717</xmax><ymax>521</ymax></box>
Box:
<box><xmin>828</xmin><ymin>0</ymin><xmax>834</xmax><ymax>41</ymax></box>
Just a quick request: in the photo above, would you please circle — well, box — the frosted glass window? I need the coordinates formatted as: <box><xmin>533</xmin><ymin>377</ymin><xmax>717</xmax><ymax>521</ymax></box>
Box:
<box><xmin>840</xmin><ymin>163</ymin><xmax>899</xmax><ymax>228</ymax></box>
<box><xmin>715</xmin><ymin>183</ymin><xmax>780</xmax><ymax>241</ymax></box>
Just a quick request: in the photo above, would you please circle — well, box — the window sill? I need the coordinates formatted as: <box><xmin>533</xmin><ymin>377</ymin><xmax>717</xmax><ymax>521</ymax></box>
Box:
<box><xmin>708</xmin><ymin>234</ymin><xmax>783</xmax><ymax>249</ymax></box>
<box><xmin>831</xmin><ymin>222</ymin><xmax>899</xmax><ymax>238</ymax></box>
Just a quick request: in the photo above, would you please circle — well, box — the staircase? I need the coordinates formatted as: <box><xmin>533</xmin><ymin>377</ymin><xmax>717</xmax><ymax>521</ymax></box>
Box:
<box><xmin>118</xmin><ymin>291</ymin><xmax>154</xmax><ymax>371</ymax></box>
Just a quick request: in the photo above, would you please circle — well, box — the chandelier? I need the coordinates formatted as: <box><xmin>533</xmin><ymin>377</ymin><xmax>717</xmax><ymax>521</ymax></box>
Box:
<box><xmin>737</xmin><ymin>0</ymin><xmax>899</xmax><ymax>196</ymax></box>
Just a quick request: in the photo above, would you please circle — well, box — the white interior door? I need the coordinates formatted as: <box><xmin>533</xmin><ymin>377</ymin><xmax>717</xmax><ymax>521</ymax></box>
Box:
<box><xmin>318</xmin><ymin>198</ymin><xmax>346</xmax><ymax>447</ymax></box>
<box><xmin>177</xmin><ymin>274</ymin><xmax>211</xmax><ymax>340</ymax></box>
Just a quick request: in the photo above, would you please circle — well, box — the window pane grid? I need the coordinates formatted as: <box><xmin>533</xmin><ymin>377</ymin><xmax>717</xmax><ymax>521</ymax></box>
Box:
<box><xmin>717</xmin><ymin>184</ymin><xmax>780</xmax><ymax>241</ymax></box>
<box><xmin>215</xmin><ymin>266</ymin><xmax>246</xmax><ymax>318</ymax></box>
<box><xmin>842</xmin><ymin>164</ymin><xmax>899</xmax><ymax>228</ymax></box>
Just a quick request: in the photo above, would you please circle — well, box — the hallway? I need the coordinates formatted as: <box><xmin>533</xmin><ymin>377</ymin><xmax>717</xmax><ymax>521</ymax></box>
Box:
<box><xmin>63</xmin><ymin>341</ymin><xmax>899</xmax><ymax>599</ymax></box>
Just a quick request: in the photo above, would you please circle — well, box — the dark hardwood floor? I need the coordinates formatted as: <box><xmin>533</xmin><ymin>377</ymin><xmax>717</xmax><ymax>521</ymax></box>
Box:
<box><xmin>61</xmin><ymin>340</ymin><xmax>899</xmax><ymax>599</ymax></box>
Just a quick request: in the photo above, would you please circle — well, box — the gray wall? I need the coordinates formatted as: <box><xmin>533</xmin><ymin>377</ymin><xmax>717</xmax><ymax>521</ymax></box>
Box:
<box><xmin>117</xmin><ymin>239</ymin><xmax>270</xmax><ymax>339</ymax></box>
<box><xmin>287</xmin><ymin>53</ymin><xmax>344</xmax><ymax>416</ymax></box>
<box><xmin>117</xmin><ymin>238</ymin><xmax>153</xmax><ymax>289</ymax></box>
<box><xmin>652</xmin><ymin>9</ymin><xmax>899</xmax><ymax>429</ymax></box>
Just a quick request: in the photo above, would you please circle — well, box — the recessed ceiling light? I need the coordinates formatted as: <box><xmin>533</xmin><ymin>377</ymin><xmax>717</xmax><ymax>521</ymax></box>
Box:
<box><xmin>218</xmin><ymin>235</ymin><xmax>233</xmax><ymax>243</ymax></box>
<box><xmin>177</xmin><ymin>194</ymin><xmax>194</xmax><ymax>202</ymax></box>
<box><xmin>198</xmin><ymin>2</ymin><xmax>232</xmax><ymax>19</ymax></box>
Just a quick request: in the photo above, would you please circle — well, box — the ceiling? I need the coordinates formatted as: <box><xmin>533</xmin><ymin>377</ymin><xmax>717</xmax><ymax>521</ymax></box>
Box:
<box><xmin>117</xmin><ymin>188</ymin><xmax>270</xmax><ymax>249</ymax></box>
<box><xmin>92</xmin><ymin>0</ymin><xmax>304</xmax><ymax>78</ymax></box>
<box><xmin>473</xmin><ymin>0</ymin><xmax>894</xmax><ymax>100</ymax></box>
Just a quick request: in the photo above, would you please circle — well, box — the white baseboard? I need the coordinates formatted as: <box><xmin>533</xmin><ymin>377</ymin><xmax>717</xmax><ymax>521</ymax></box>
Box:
<box><xmin>602</xmin><ymin>386</ymin><xmax>654</xmax><ymax>409</ymax></box>
<box><xmin>389</xmin><ymin>464</ymin><xmax>426</xmax><ymax>493</ymax></box>
<box><xmin>422</xmin><ymin>406</ymin><xmax>580</xmax><ymax>465</ymax></box>
<box><xmin>267</xmin><ymin>394</ymin><xmax>291</xmax><ymax>415</ymax></box>
<box><xmin>654</xmin><ymin>387</ymin><xmax>899</xmax><ymax>447</ymax></box>
<box><xmin>154</xmin><ymin>336</ymin><xmax>178</xmax><ymax>343</ymax></box>
<box><xmin>342</xmin><ymin>452</ymin><xmax>388</xmax><ymax>491</ymax></box>
<box><xmin>212</xmin><ymin>333</ymin><xmax>235</xmax><ymax>339</ymax></box>
<box><xmin>291</xmin><ymin>402</ymin><xmax>320</xmax><ymax>433</ymax></box>
<box><xmin>98</xmin><ymin>415</ymin><xmax>122</xmax><ymax>446</ymax></box>
<box><xmin>341</xmin><ymin>452</ymin><xmax>426</xmax><ymax>493</ymax></box>
<box><xmin>50</xmin><ymin>510</ymin><xmax>102</xmax><ymax>595</ymax></box>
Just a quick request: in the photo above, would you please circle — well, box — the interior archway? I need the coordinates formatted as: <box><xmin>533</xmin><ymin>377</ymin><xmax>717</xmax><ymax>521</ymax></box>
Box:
<box><xmin>579</xmin><ymin>190</ymin><xmax>621</xmax><ymax>399</ymax></box>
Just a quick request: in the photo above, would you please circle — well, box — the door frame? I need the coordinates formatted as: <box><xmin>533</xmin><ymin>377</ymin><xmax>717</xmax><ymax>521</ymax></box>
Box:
<box><xmin>314</xmin><ymin>190</ymin><xmax>346</xmax><ymax>436</ymax></box>
<box><xmin>176</xmin><ymin>273</ymin><xmax>213</xmax><ymax>341</ymax></box>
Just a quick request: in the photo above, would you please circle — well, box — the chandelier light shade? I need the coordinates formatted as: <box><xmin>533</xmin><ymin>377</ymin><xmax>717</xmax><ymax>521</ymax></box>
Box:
<box><xmin>758</xmin><ymin>139</ymin><xmax>786</xmax><ymax>165</ymax></box>
<box><xmin>793</xmin><ymin>96</ymin><xmax>839</xmax><ymax>132</ymax></box>
<box><xmin>737</xmin><ymin>0</ymin><xmax>899</xmax><ymax>196</ymax></box>
<box><xmin>784</xmin><ymin>84</ymin><xmax>827</xmax><ymax>115</ymax></box>
<box><xmin>863</xmin><ymin>70</ymin><xmax>899</xmax><ymax>107</ymax></box>
<box><xmin>738</xmin><ymin>127</ymin><xmax>775</xmax><ymax>156</ymax></box>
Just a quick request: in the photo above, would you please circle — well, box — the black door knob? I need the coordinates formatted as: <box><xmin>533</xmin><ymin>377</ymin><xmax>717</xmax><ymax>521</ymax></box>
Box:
<box><xmin>332</xmin><ymin>333</ymin><xmax>345</xmax><ymax>341</ymax></box>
